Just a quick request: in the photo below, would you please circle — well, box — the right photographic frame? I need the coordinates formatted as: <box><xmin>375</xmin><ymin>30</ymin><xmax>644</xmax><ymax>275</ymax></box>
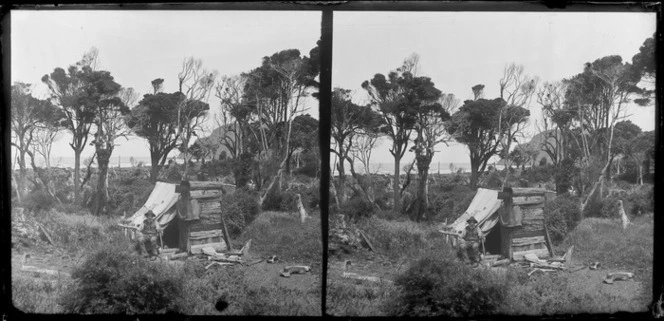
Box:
<box><xmin>326</xmin><ymin>8</ymin><xmax>658</xmax><ymax>317</ymax></box>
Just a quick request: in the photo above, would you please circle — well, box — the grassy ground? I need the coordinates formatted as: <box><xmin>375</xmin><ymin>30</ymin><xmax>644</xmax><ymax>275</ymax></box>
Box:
<box><xmin>12</xmin><ymin>208</ymin><xmax>322</xmax><ymax>315</ymax></box>
<box><xmin>326</xmin><ymin>212</ymin><xmax>654</xmax><ymax>316</ymax></box>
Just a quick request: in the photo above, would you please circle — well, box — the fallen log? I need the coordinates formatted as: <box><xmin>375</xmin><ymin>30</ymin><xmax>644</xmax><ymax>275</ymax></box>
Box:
<box><xmin>491</xmin><ymin>259</ymin><xmax>510</xmax><ymax>267</ymax></box>
<box><xmin>205</xmin><ymin>262</ymin><xmax>233</xmax><ymax>270</ymax></box>
<box><xmin>342</xmin><ymin>272</ymin><xmax>392</xmax><ymax>283</ymax></box>
<box><xmin>170</xmin><ymin>252</ymin><xmax>188</xmax><ymax>260</ymax></box>
<box><xmin>21</xmin><ymin>265</ymin><xmax>70</xmax><ymax>277</ymax></box>
<box><xmin>209</xmin><ymin>256</ymin><xmax>242</xmax><ymax>264</ymax></box>
<box><xmin>36</xmin><ymin>223</ymin><xmax>55</xmax><ymax>246</ymax></box>
<box><xmin>358</xmin><ymin>230</ymin><xmax>376</xmax><ymax>252</ymax></box>
<box><xmin>160</xmin><ymin>248</ymin><xmax>178</xmax><ymax>254</ymax></box>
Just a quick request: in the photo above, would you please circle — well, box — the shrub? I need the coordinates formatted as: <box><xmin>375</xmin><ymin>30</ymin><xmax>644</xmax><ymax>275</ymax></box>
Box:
<box><xmin>60</xmin><ymin>245</ymin><xmax>182</xmax><ymax>314</ymax></box>
<box><xmin>625</xmin><ymin>185</ymin><xmax>653</xmax><ymax>216</ymax></box>
<box><xmin>21</xmin><ymin>190</ymin><xmax>56</xmax><ymax>212</ymax></box>
<box><xmin>340</xmin><ymin>196</ymin><xmax>376</xmax><ymax>221</ymax></box>
<box><xmin>483</xmin><ymin>170</ymin><xmax>503</xmax><ymax>189</ymax></box>
<box><xmin>583</xmin><ymin>196</ymin><xmax>620</xmax><ymax>219</ymax></box>
<box><xmin>554</xmin><ymin>158</ymin><xmax>577</xmax><ymax>194</ymax></box>
<box><xmin>261</xmin><ymin>188</ymin><xmax>297</xmax><ymax>212</ymax></box>
<box><xmin>221</xmin><ymin>189</ymin><xmax>261</xmax><ymax>237</ymax></box>
<box><xmin>520</xmin><ymin>165</ymin><xmax>555</xmax><ymax>184</ymax></box>
<box><xmin>543</xmin><ymin>195</ymin><xmax>581</xmax><ymax>245</ymax></box>
<box><xmin>389</xmin><ymin>256</ymin><xmax>508</xmax><ymax>317</ymax></box>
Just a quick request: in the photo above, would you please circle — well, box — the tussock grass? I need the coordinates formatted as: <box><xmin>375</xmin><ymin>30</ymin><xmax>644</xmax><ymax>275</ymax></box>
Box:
<box><xmin>12</xmin><ymin>272</ymin><xmax>73</xmax><ymax>313</ymax></box>
<box><xmin>326</xmin><ymin>274</ymin><xmax>397</xmax><ymax>316</ymax></box>
<box><xmin>33</xmin><ymin>209</ymin><xmax>125</xmax><ymax>254</ymax></box>
<box><xmin>238</xmin><ymin>211</ymin><xmax>322</xmax><ymax>268</ymax></box>
<box><xmin>358</xmin><ymin>216</ymin><xmax>450</xmax><ymax>262</ymax></box>
<box><xmin>559</xmin><ymin>214</ymin><xmax>653</xmax><ymax>276</ymax></box>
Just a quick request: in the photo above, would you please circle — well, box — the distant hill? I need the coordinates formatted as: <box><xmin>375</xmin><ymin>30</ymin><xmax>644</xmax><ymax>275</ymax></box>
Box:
<box><xmin>497</xmin><ymin>130</ymin><xmax>554</xmax><ymax>166</ymax></box>
<box><xmin>177</xmin><ymin>125</ymin><xmax>234</xmax><ymax>160</ymax></box>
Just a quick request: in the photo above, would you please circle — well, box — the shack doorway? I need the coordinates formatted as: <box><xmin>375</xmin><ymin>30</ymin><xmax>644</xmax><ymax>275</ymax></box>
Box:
<box><xmin>484</xmin><ymin>223</ymin><xmax>502</xmax><ymax>255</ymax></box>
<box><xmin>161</xmin><ymin>214</ymin><xmax>180</xmax><ymax>249</ymax></box>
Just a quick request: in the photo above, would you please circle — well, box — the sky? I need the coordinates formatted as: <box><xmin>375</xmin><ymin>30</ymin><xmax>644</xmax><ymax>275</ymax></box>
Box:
<box><xmin>11</xmin><ymin>10</ymin><xmax>321</xmax><ymax>162</ymax></box>
<box><xmin>332</xmin><ymin>11</ymin><xmax>657</xmax><ymax>171</ymax></box>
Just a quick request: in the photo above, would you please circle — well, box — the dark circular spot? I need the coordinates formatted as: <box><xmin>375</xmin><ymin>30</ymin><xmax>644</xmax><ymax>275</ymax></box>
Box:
<box><xmin>215</xmin><ymin>298</ymin><xmax>229</xmax><ymax>312</ymax></box>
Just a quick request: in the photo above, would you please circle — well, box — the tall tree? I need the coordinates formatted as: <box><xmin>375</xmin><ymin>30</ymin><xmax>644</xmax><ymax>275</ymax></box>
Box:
<box><xmin>447</xmin><ymin>91</ymin><xmax>529</xmax><ymax>189</ymax></box>
<box><xmin>408</xmin><ymin>82</ymin><xmax>451</xmax><ymax>221</ymax></box>
<box><xmin>176</xmin><ymin>57</ymin><xmax>216</xmax><ymax>177</ymax></box>
<box><xmin>88</xmin><ymin>82</ymin><xmax>133</xmax><ymax>215</ymax></box>
<box><xmin>362</xmin><ymin>58</ymin><xmax>421</xmax><ymax>210</ymax></box>
<box><xmin>564</xmin><ymin>55</ymin><xmax>645</xmax><ymax>208</ymax></box>
<box><xmin>128</xmin><ymin>89</ymin><xmax>189</xmax><ymax>182</ymax></box>
<box><xmin>243</xmin><ymin>45</ymin><xmax>319</xmax><ymax>204</ymax></box>
<box><xmin>624</xmin><ymin>131</ymin><xmax>654</xmax><ymax>185</ymax></box>
<box><xmin>10</xmin><ymin>82</ymin><xmax>63</xmax><ymax>200</ymax></box>
<box><xmin>41</xmin><ymin>49</ymin><xmax>100</xmax><ymax>203</ymax></box>
<box><xmin>330</xmin><ymin>88</ymin><xmax>382</xmax><ymax>203</ymax></box>
<box><xmin>497</xmin><ymin>64</ymin><xmax>538</xmax><ymax>185</ymax></box>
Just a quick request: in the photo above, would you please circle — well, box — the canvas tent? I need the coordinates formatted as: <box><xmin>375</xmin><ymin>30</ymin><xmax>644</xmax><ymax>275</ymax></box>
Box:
<box><xmin>121</xmin><ymin>180</ymin><xmax>236</xmax><ymax>254</ymax></box>
<box><xmin>439</xmin><ymin>187</ymin><xmax>556</xmax><ymax>261</ymax></box>
<box><xmin>125</xmin><ymin>182</ymin><xmax>180</xmax><ymax>230</ymax></box>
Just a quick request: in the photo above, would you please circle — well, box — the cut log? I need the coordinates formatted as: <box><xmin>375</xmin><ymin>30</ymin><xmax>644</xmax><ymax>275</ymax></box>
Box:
<box><xmin>170</xmin><ymin>252</ymin><xmax>188</xmax><ymax>260</ymax></box>
<box><xmin>342</xmin><ymin>272</ymin><xmax>392</xmax><ymax>283</ymax></box>
<box><xmin>283</xmin><ymin>265</ymin><xmax>311</xmax><ymax>274</ymax></box>
<box><xmin>190</xmin><ymin>229</ymin><xmax>223</xmax><ymax>238</ymax></box>
<box><xmin>512</xmin><ymin>236</ymin><xmax>545</xmax><ymax>245</ymax></box>
<box><xmin>160</xmin><ymin>248</ymin><xmax>178</xmax><ymax>254</ymax></box>
<box><xmin>183</xmin><ymin>180</ymin><xmax>234</xmax><ymax>191</ymax></box>
<box><xmin>512</xmin><ymin>248</ymin><xmax>550</xmax><ymax>261</ymax></box>
<box><xmin>190</xmin><ymin>190</ymin><xmax>223</xmax><ymax>199</ymax></box>
<box><xmin>512</xmin><ymin>195</ymin><xmax>546</xmax><ymax>205</ymax></box>
<box><xmin>190</xmin><ymin>242</ymin><xmax>227</xmax><ymax>254</ymax></box>
<box><xmin>209</xmin><ymin>256</ymin><xmax>242</xmax><ymax>264</ymax></box>
<box><xmin>21</xmin><ymin>265</ymin><xmax>70</xmax><ymax>277</ymax></box>
<box><xmin>205</xmin><ymin>262</ymin><xmax>233</xmax><ymax>270</ymax></box>
<box><xmin>491</xmin><ymin>259</ymin><xmax>510</xmax><ymax>267</ymax></box>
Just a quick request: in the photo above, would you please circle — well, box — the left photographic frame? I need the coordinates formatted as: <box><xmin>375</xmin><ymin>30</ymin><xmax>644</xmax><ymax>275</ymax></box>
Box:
<box><xmin>8</xmin><ymin>7</ymin><xmax>323</xmax><ymax>316</ymax></box>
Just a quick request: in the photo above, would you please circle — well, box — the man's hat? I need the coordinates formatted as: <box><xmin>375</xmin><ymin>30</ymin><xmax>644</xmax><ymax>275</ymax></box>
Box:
<box><xmin>145</xmin><ymin>211</ymin><xmax>156</xmax><ymax>218</ymax></box>
<box><xmin>467</xmin><ymin>217</ymin><xmax>478</xmax><ymax>224</ymax></box>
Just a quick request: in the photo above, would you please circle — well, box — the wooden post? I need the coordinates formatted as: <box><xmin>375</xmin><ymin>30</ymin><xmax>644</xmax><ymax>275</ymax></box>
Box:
<box><xmin>543</xmin><ymin>223</ymin><xmax>554</xmax><ymax>257</ymax></box>
<box><xmin>219</xmin><ymin>200</ymin><xmax>233</xmax><ymax>251</ymax></box>
<box><xmin>296</xmin><ymin>194</ymin><xmax>308</xmax><ymax>223</ymax></box>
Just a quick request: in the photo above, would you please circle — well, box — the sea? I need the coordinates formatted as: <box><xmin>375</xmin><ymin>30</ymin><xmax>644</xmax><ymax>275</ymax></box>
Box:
<box><xmin>330</xmin><ymin>162</ymin><xmax>506</xmax><ymax>176</ymax></box>
<box><xmin>13</xmin><ymin>156</ymin><xmax>179</xmax><ymax>169</ymax></box>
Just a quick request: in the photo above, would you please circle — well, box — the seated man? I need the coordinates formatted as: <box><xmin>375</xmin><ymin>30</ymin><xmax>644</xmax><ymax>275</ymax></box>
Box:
<box><xmin>457</xmin><ymin>217</ymin><xmax>485</xmax><ymax>266</ymax></box>
<box><xmin>137</xmin><ymin>210</ymin><xmax>163</xmax><ymax>257</ymax></box>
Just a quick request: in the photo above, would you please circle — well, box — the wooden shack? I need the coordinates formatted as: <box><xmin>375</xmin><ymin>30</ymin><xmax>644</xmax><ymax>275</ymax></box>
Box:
<box><xmin>496</xmin><ymin>187</ymin><xmax>557</xmax><ymax>261</ymax></box>
<box><xmin>174</xmin><ymin>180</ymin><xmax>236</xmax><ymax>254</ymax></box>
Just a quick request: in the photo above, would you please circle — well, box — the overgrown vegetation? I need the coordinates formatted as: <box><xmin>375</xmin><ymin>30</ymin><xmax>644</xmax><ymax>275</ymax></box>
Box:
<box><xmin>61</xmin><ymin>244</ymin><xmax>182</xmax><ymax>314</ymax></box>
<box><xmin>221</xmin><ymin>188</ymin><xmax>261</xmax><ymax>237</ymax></box>
<box><xmin>543</xmin><ymin>194</ymin><xmax>582</xmax><ymax>245</ymax></box>
<box><xmin>389</xmin><ymin>256</ymin><xmax>508</xmax><ymax>317</ymax></box>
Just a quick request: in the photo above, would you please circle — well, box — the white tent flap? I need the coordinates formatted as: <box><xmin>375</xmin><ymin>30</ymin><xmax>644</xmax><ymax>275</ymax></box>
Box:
<box><xmin>126</xmin><ymin>182</ymin><xmax>181</xmax><ymax>229</ymax></box>
<box><xmin>449</xmin><ymin>188</ymin><xmax>503</xmax><ymax>234</ymax></box>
